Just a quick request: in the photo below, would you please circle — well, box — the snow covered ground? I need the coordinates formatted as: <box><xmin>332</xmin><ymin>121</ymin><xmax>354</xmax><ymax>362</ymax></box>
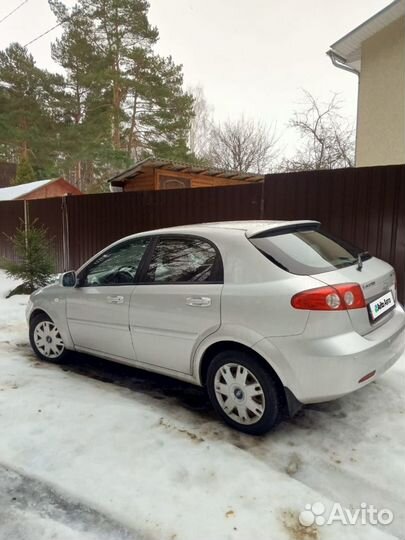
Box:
<box><xmin>0</xmin><ymin>270</ymin><xmax>404</xmax><ymax>540</ymax></box>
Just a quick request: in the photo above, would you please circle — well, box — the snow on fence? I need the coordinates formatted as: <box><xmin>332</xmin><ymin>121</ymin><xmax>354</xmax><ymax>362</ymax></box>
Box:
<box><xmin>0</xmin><ymin>165</ymin><xmax>404</xmax><ymax>303</ymax></box>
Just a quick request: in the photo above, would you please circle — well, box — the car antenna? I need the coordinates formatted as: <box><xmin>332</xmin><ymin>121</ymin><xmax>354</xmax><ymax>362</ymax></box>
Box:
<box><xmin>357</xmin><ymin>253</ymin><xmax>363</xmax><ymax>272</ymax></box>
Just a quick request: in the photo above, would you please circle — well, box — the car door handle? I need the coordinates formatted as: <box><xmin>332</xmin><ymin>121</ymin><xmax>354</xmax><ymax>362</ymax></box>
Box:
<box><xmin>186</xmin><ymin>296</ymin><xmax>212</xmax><ymax>307</ymax></box>
<box><xmin>107</xmin><ymin>295</ymin><xmax>124</xmax><ymax>304</ymax></box>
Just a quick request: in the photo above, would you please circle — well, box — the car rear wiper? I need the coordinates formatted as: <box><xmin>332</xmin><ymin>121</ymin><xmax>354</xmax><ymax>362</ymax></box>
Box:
<box><xmin>356</xmin><ymin>251</ymin><xmax>370</xmax><ymax>271</ymax></box>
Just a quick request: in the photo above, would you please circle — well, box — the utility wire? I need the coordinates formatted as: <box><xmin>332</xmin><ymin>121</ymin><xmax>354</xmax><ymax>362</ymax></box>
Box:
<box><xmin>0</xmin><ymin>0</ymin><xmax>29</xmax><ymax>25</ymax></box>
<box><xmin>24</xmin><ymin>19</ymin><xmax>68</xmax><ymax>47</ymax></box>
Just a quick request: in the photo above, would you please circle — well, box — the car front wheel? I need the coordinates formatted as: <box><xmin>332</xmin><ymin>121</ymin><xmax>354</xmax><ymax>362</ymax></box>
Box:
<box><xmin>207</xmin><ymin>350</ymin><xmax>281</xmax><ymax>435</ymax></box>
<box><xmin>29</xmin><ymin>313</ymin><xmax>67</xmax><ymax>362</ymax></box>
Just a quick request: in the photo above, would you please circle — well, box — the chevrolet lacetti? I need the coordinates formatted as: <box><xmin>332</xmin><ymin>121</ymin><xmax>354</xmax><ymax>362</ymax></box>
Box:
<box><xmin>26</xmin><ymin>221</ymin><xmax>405</xmax><ymax>435</ymax></box>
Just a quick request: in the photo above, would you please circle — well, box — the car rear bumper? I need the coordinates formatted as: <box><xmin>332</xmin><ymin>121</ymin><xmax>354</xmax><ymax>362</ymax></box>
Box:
<box><xmin>257</xmin><ymin>304</ymin><xmax>405</xmax><ymax>404</ymax></box>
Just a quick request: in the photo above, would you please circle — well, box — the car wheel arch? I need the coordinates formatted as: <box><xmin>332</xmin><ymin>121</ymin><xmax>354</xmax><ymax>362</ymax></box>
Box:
<box><xmin>30</xmin><ymin>308</ymin><xmax>52</xmax><ymax>325</ymax></box>
<box><xmin>197</xmin><ymin>340</ymin><xmax>287</xmax><ymax>409</ymax></box>
<box><xmin>29</xmin><ymin>306</ymin><xmax>74</xmax><ymax>351</ymax></box>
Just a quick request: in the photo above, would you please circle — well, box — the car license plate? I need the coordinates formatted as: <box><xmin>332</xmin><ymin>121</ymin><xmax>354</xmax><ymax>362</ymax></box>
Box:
<box><xmin>369</xmin><ymin>291</ymin><xmax>395</xmax><ymax>321</ymax></box>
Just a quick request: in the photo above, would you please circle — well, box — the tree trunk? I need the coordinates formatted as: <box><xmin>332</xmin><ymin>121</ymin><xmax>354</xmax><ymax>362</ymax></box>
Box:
<box><xmin>112</xmin><ymin>11</ymin><xmax>121</xmax><ymax>151</ymax></box>
<box><xmin>112</xmin><ymin>75</ymin><xmax>121</xmax><ymax>150</ymax></box>
<box><xmin>127</xmin><ymin>93</ymin><xmax>138</xmax><ymax>156</ymax></box>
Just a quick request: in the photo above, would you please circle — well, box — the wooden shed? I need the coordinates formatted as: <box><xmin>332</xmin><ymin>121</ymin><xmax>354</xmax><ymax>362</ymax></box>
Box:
<box><xmin>108</xmin><ymin>158</ymin><xmax>264</xmax><ymax>192</ymax></box>
<box><xmin>0</xmin><ymin>177</ymin><xmax>82</xmax><ymax>201</ymax></box>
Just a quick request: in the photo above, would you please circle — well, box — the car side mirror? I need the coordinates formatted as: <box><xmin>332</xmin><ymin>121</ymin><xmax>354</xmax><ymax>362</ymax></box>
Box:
<box><xmin>61</xmin><ymin>271</ymin><xmax>77</xmax><ymax>288</ymax></box>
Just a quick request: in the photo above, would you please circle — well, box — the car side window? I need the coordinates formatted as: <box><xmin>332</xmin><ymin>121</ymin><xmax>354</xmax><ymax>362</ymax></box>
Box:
<box><xmin>144</xmin><ymin>236</ymin><xmax>221</xmax><ymax>284</ymax></box>
<box><xmin>82</xmin><ymin>237</ymin><xmax>150</xmax><ymax>287</ymax></box>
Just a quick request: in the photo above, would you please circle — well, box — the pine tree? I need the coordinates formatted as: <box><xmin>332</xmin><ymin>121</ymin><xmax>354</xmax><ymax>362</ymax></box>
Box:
<box><xmin>50</xmin><ymin>0</ymin><xmax>194</xmax><ymax>187</ymax></box>
<box><xmin>49</xmin><ymin>2</ymin><xmax>120</xmax><ymax>190</ymax></box>
<box><xmin>13</xmin><ymin>156</ymin><xmax>36</xmax><ymax>185</ymax></box>
<box><xmin>2</xmin><ymin>220</ymin><xmax>54</xmax><ymax>296</ymax></box>
<box><xmin>0</xmin><ymin>2</ymin><xmax>195</xmax><ymax>191</ymax></box>
<box><xmin>0</xmin><ymin>43</ymin><xmax>63</xmax><ymax>177</ymax></box>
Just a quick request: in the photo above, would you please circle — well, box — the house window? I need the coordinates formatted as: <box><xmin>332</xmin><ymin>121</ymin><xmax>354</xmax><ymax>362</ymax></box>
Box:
<box><xmin>159</xmin><ymin>175</ymin><xmax>191</xmax><ymax>190</ymax></box>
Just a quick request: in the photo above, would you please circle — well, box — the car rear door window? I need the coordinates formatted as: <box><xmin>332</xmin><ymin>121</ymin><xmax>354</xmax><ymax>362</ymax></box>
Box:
<box><xmin>144</xmin><ymin>236</ymin><xmax>222</xmax><ymax>283</ymax></box>
<box><xmin>250</xmin><ymin>230</ymin><xmax>370</xmax><ymax>275</ymax></box>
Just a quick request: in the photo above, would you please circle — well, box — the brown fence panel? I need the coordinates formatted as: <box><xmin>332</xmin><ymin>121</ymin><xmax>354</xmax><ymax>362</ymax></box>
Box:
<box><xmin>28</xmin><ymin>198</ymin><xmax>66</xmax><ymax>273</ymax></box>
<box><xmin>144</xmin><ymin>182</ymin><xmax>262</xmax><ymax>229</ymax></box>
<box><xmin>264</xmin><ymin>165</ymin><xmax>405</xmax><ymax>303</ymax></box>
<box><xmin>0</xmin><ymin>200</ymin><xmax>24</xmax><ymax>261</ymax></box>
<box><xmin>66</xmin><ymin>183</ymin><xmax>262</xmax><ymax>270</ymax></box>
<box><xmin>66</xmin><ymin>190</ymin><xmax>154</xmax><ymax>270</ymax></box>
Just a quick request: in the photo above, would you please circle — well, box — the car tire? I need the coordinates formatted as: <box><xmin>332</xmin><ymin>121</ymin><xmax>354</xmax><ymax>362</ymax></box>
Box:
<box><xmin>206</xmin><ymin>350</ymin><xmax>281</xmax><ymax>435</ymax></box>
<box><xmin>29</xmin><ymin>312</ymin><xmax>68</xmax><ymax>363</ymax></box>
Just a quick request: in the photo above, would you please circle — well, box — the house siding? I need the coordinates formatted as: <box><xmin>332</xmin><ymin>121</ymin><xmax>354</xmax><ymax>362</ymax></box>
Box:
<box><xmin>121</xmin><ymin>168</ymin><xmax>252</xmax><ymax>192</ymax></box>
<box><xmin>123</xmin><ymin>176</ymin><xmax>155</xmax><ymax>192</ymax></box>
<box><xmin>356</xmin><ymin>17</ymin><xmax>405</xmax><ymax>167</ymax></box>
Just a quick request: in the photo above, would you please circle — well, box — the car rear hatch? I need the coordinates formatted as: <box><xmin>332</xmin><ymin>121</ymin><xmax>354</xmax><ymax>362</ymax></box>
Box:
<box><xmin>247</xmin><ymin>222</ymin><xmax>397</xmax><ymax>336</ymax></box>
<box><xmin>312</xmin><ymin>258</ymin><xmax>396</xmax><ymax>335</ymax></box>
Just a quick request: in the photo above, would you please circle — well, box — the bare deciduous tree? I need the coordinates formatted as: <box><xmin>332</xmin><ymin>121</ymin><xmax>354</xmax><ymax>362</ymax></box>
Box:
<box><xmin>208</xmin><ymin>117</ymin><xmax>278</xmax><ymax>173</ymax></box>
<box><xmin>283</xmin><ymin>90</ymin><xmax>355</xmax><ymax>171</ymax></box>
<box><xmin>189</xmin><ymin>85</ymin><xmax>213</xmax><ymax>161</ymax></box>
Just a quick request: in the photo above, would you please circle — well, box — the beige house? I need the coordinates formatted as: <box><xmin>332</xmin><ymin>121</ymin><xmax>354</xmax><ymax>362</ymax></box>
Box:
<box><xmin>328</xmin><ymin>0</ymin><xmax>405</xmax><ymax>167</ymax></box>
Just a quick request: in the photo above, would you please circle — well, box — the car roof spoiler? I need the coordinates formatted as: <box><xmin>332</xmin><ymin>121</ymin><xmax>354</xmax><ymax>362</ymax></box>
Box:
<box><xmin>247</xmin><ymin>221</ymin><xmax>321</xmax><ymax>239</ymax></box>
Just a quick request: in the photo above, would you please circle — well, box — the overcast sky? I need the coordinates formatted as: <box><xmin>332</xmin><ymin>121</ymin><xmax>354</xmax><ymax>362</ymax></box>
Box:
<box><xmin>0</xmin><ymin>0</ymin><xmax>392</xmax><ymax>152</ymax></box>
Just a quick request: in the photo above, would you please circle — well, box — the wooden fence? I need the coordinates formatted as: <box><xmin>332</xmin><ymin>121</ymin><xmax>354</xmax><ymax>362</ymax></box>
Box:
<box><xmin>0</xmin><ymin>164</ymin><xmax>404</xmax><ymax>302</ymax></box>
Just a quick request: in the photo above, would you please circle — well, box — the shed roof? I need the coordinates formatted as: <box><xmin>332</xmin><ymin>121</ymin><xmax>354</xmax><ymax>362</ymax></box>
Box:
<box><xmin>328</xmin><ymin>0</ymin><xmax>405</xmax><ymax>72</ymax></box>
<box><xmin>0</xmin><ymin>178</ymin><xmax>57</xmax><ymax>201</ymax></box>
<box><xmin>108</xmin><ymin>158</ymin><xmax>264</xmax><ymax>187</ymax></box>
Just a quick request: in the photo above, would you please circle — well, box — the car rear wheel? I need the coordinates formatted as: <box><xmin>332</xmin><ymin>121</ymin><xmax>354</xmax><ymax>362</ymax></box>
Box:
<box><xmin>206</xmin><ymin>350</ymin><xmax>281</xmax><ymax>435</ymax></box>
<box><xmin>29</xmin><ymin>313</ymin><xmax>67</xmax><ymax>362</ymax></box>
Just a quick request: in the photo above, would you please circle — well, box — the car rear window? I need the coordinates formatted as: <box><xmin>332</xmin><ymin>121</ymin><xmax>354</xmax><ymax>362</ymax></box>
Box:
<box><xmin>250</xmin><ymin>230</ymin><xmax>370</xmax><ymax>275</ymax></box>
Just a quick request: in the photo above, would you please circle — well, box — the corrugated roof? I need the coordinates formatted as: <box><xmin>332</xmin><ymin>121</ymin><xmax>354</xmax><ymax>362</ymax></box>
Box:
<box><xmin>0</xmin><ymin>178</ymin><xmax>56</xmax><ymax>201</ymax></box>
<box><xmin>108</xmin><ymin>158</ymin><xmax>264</xmax><ymax>186</ymax></box>
<box><xmin>328</xmin><ymin>0</ymin><xmax>405</xmax><ymax>71</ymax></box>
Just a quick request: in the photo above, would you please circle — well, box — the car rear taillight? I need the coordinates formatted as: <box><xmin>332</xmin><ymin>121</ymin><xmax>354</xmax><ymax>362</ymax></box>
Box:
<box><xmin>291</xmin><ymin>284</ymin><xmax>366</xmax><ymax>311</ymax></box>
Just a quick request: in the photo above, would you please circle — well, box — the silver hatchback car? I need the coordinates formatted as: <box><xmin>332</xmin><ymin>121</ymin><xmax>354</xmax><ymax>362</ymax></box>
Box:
<box><xmin>27</xmin><ymin>221</ymin><xmax>405</xmax><ymax>435</ymax></box>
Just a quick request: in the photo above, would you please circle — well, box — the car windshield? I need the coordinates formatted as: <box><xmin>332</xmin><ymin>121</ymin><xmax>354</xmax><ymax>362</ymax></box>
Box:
<box><xmin>250</xmin><ymin>229</ymin><xmax>371</xmax><ymax>275</ymax></box>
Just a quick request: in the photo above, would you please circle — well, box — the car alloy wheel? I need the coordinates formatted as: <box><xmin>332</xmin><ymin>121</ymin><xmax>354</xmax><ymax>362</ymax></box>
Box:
<box><xmin>214</xmin><ymin>363</ymin><xmax>266</xmax><ymax>425</ymax></box>
<box><xmin>33</xmin><ymin>320</ymin><xmax>65</xmax><ymax>360</ymax></box>
<box><xmin>207</xmin><ymin>350</ymin><xmax>281</xmax><ymax>435</ymax></box>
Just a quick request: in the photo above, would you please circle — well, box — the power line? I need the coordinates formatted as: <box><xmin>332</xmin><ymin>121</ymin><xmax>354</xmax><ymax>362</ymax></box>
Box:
<box><xmin>0</xmin><ymin>0</ymin><xmax>29</xmax><ymax>25</ymax></box>
<box><xmin>24</xmin><ymin>19</ymin><xmax>67</xmax><ymax>47</ymax></box>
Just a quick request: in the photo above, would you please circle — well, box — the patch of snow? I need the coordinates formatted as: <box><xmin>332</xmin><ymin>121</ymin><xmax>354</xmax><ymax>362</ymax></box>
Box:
<box><xmin>0</xmin><ymin>465</ymin><xmax>138</xmax><ymax>540</ymax></box>
<box><xmin>0</xmin><ymin>270</ymin><xmax>403</xmax><ymax>539</ymax></box>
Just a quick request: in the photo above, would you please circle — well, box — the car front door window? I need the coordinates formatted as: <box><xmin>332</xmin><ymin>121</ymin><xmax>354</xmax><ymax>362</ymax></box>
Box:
<box><xmin>83</xmin><ymin>238</ymin><xmax>150</xmax><ymax>287</ymax></box>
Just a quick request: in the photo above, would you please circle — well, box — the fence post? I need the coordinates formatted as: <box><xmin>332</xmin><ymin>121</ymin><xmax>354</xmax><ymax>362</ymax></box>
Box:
<box><xmin>260</xmin><ymin>179</ymin><xmax>265</xmax><ymax>219</ymax></box>
<box><xmin>61</xmin><ymin>196</ymin><xmax>70</xmax><ymax>272</ymax></box>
